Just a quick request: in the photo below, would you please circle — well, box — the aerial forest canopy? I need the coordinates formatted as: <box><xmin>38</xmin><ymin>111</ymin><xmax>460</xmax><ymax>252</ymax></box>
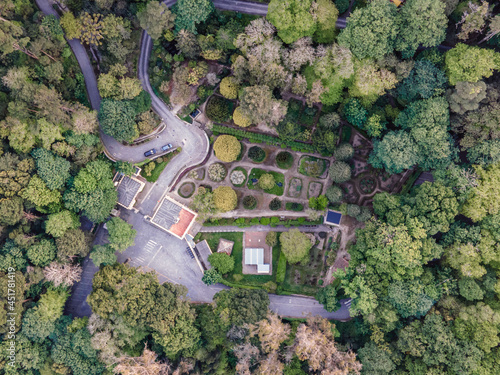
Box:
<box><xmin>1</xmin><ymin>0</ymin><xmax>500</xmax><ymax>374</ymax></box>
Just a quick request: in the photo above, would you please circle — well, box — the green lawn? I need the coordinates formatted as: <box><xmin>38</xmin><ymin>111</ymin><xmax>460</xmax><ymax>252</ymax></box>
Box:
<box><xmin>298</xmin><ymin>156</ymin><xmax>328</xmax><ymax>178</ymax></box>
<box><xmin>141</xmin><ymin>149</ymin><xmax>180</xmax><ymax>182</ymax></box>
<box><xmin>247</xmin><ymin>168</ymin><xmax>285</xmax><ymax>196</ymax></box>
<box><xmin>195</xmin><ymin>232</ymin><xmax>280</xmax><ymax>287</ymax></box>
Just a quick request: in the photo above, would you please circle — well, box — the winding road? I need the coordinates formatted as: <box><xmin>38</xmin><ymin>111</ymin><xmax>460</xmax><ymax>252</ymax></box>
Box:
<box><xmin>36</xmin><ymin>0</ymin><xmax>351</xmax><ymax>320</ymax></box>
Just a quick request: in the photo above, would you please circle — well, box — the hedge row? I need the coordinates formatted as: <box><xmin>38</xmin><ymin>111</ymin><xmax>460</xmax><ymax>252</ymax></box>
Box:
<box><xmin>212</xmin><ymin>124</ymin><xmax>317</xmax><ymax>153</ymax></box>
<box><xmin>276</xmin><ymin>252</ymin><xmax>287</xmax><ymax>283</ymax></box>
<box><xmin>203</xmin><ymin>216</ymin><xmax>323</xmax><ymax>228</ymax></box>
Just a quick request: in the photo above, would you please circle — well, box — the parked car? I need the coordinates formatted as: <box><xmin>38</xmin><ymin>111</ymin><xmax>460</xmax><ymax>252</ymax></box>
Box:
<box><xmin>144</xmin><ymin>148</ymin><xmax>156</xmax><ymax>157</ymax></box>
<box><xmin>161</xmin><ymin>144</ymin><xmax>173</xmax><ymax>151</ymax></box>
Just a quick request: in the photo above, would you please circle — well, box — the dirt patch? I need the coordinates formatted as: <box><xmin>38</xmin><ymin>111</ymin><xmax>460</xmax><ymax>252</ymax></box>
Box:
<box><xmin>287</xmin><ymin>177</ymin><xmax>303</xmax><ymax>198</ymax></box>
<box><xmin>307</xmin><ymin>181</ymin><xmax>324</xmax><ymax>198</ymax></box>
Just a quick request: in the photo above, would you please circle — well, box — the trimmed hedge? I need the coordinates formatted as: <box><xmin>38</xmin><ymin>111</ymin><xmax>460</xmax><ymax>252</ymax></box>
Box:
<box><xmin>285</xmin><ymin>202</ymin><xmax>304</xmax><ymax>211</ymax></box>
<box><xmin>276</xmin><ymin>252</ymin><xmax>287</xmax><ymax>283</ymax></box>
<box><xmin>203</xmin><ymin>216</ymin><xmax>323</xmax><ymax>228</ymax></box>
<box><xmin>212</xmin><ymin>124</ymin><xmax>317</xmax><ymax>153</ymax></box>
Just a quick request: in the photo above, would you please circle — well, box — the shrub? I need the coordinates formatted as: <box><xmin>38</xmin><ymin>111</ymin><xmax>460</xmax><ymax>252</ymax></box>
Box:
<box><xmin>230</xmin><ymin>169</ymin><xmax>246</xmax><ymax>185</ymax></box>
<box><xmin>213</xmin><ymin>135</ymin><xmax>241</xmax><ymax>162</ymax></box>
<box><xmin>262</xmin><ymin>281</ymin><xmax>277</xmax><ymax>293</ymax></box>
<box><xmin>208</xmin><ymin>252</ymin><xmax>234</xmax><ymax>274</ymax></box>
<box><xmin>326</xmin><ymin>185</ymin><xmax>344</xmax><ymax>203</ymax></box>
<box><xmin>357</xmin><ymin>206</ymin><xmax>373</xmax><ymax>222</ymax></box>
<box><xmin>346</xmin><ymin>204</ymin><xmax>361</xmax><ymax>218</ymax></box>
<box><xmin>206</xmin><ymin>96</ymin><xmax>231</xmax><ymax>122</ymax></box>
<box><xmin>258</xmin><ymin>173</ymin><xmax>275</xmax><ymax>190</ymax></box>
<box><xmin>276</xmin><ymin>151</ymin><xmax>293</xmax><ymax>169</ymax></box>
<box><xmin>329</xmin><ymin>161</ymin><xmax>352</xmax><ymax>183</ymax></box>
<box><xmin>208</xmin><ymin>163</ymin><xmax>227</xmax><ymax>182</ymax></box>
<box><xmin>197</xmin><ymin>85</ymin><xmax>212</xmax><ymax>102</ymax></box>
<box><xmin>233</xmin><ymin>106</ymin><xmax>252</xmax><ymax>127</ymax></box>
<box><xmin>243</xmin><ymin>195</ymin><xmax>257</xmax><ymax>210</ymax></box>
<box><xmin>202</xmin><ymin>268</ymin><xmax>223</xmax><ymax>285</ymax></box>
<box><xmin>319</xmin><ymin>112</ymin><xmax>342</xmax><ymax>130</ymax></box>
<box><xmin>265</xmin><ymin>231</ymin><xmax>278</xmax><ymax>247</ymax></box>
<box><xmin>286</xmin><ymin>202</ymin><xmax>304</xmax><ymax>211</ymax></box>
<box><xmin>220</xmin><ymin>77</ymin><xmax>239</xmax><ymax>99</ymax></box>
<box><xmin>260</xmin><ymin>217</ymin><xmax>270</xmax><ymax>225</ymax></box>
<box><xmin>334</xmin><ymin>143</ymin><xmax>354</xmax><ymax>161</ymax></box>
<box><xmin>269</xmin><ymin>198</ymin><xmax>282</xmax><ymax>211</ymax></box>
<box><xmin>213</xmin><ymin>186</ymin><xmax>237</xmax><ymax>212</ymax></box>
<box><xmin>248</xmin><ymin>146</ymin><xmax>266</xmax><ymax>162</ymax></box>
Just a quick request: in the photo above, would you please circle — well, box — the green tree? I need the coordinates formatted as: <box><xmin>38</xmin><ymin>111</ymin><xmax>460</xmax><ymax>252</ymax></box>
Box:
<box><xmin>56</xmin><ymin>228</ymin><xmax>91</xmax><ymax>259</ymax></box>
<box><xmin>265</xmin><ymin>231</ymin><xmax>278</xmax><ymax>247</ymax></box>
<box><xmin>315</xmin><ymin>283</ymin><xmax>341</xmax><ymax>312</ymax></box>
<box><xmin>45</xmin><ymin>210</ymin><xmax>80</xmax><ymax>238</ymax></box>
<box><xmin>114</xmin><ymin>161</ymin><xmax>135</xmax><ymax>176</ymax></box>
<box><xmin>172</xmin><ymin>0</ymin><xmax>214</xmax><ymax>34</ymax></box>
<box><xmin>175</xmin><ymin>29</ymin><xmax>200</xmax><ymax>59</ymax></box>
<box><xmin>447</xmin><ymin>81</ymin><xmax>487</xmax><ymax>115</ymax></box>
<box><xmin>208</xmin><ymin>252</ymin><xmax>234</xmax><ymax>274</ymax></box>
<box><xmin>213</xmin><ymin>288</ymin><xmax>269</xmax><ymax>325</ymax></box>
<box><xmin>239</xmin><ymin>86</ymin><xmax>287</xmax><ymax>126</ymax></box>
<box><xmin>387</xmin><ymin>279</ymin><xmax>435</xmax><ymax>318</ymax></box>
<box><xmin>396</xmin><ymin>60</ymin><xmax>446</xmax><ymax>103</ymax></box>
<box><xmin>344</xmin><ymin>98</ymin><xmax>368</xmax><ymax>127</ymax></box>
<box><xmin>106</xmin><ymin>217</ymin><xmax>136</xmax><ymax>251</ymax></box>
<box><xmin>329</xmin><ymin>161</ymin><xmax>351</xmax><ymax>183</ymax></box>
<box><xmin>370</xmin><ymin>131</ymin><xmax>420</xmax><ymax>173</ymax></box>
<box><xmin>213</xmin><ymin>135</ymin><xmax>241</xmax><ymax>162</ymax></box>
<box><xmin>202</xmin><ymin>268</ymin><xmax>223</xmax><ymax>285</ymax></box>
<box><xmin>326</xmin><ymin>185</ymin><xmax>343</xmax><ymax>203</ymax></box>
<box><xmin>90</xmin><ymin>244</ymin><xmax>117</xmax><ymax>267</ymax></box>
<box><xmin>334</xmin><ymin>143</ymin><xmax>354</xmax><ymax>161</ymax></box>
<box><xmin>219</xmin><ymin>76</ymin><xmax>239</xmax><ymax>100</ymax></box>
<box><xmin>267</xmin><ymin>0</ymin><xmax>316</xmax><ymax>44</ymax></box>
<box><xmin>32</xmin><ymin>148</ymin><xmax>71</xmax><ymax>191</ymax></box>
<box><xmin>280</xmin><ymin>229</ymin><xmax>312</xmax><ymax>264</ymax></box>
<box><xmin>337</xmin><ymin>0</ymin><xmax>397</xmax><ymax>60</ymax></box>
<box><xmin>27</xmin><ymin>238</ymin><xmax>56</xmax><ymax>267</ymax></box>
<box><xmin>60</xmin><ymin>11</ymin><xmax>81</xmax><ymax>39</ymax></box>
<box><xmin>358</xmin><ymin>341</ymin><xmax>396</xmax><ymax>375</ymax></box>
<box><xmin>98</xmin><ymin>99</ymin><xmax>138</xmax><ymax>142</ymax></box>
<box><xmin>445</xmin><ymin>43</ymin><xmax>500</xmax><ymax>85</ymax></box>
<box><xmin>313</xmin><ymin>0</ymin><xmax>339</xmax><ymax>44</ymax></box>
<box><xmin>0</xmin><ymin>196</ymin><xmax>24</xmax><ymax>226</ymax></box>
<box><xmin>22</xmin><ymin>175</ymin><xmax>61</xmax><ymax>208</ymax></box>
<box><xmin>137</xmin><ymin>1</ymin><xmax>175</xmax><ymax>40</ymax></box>
<box><xmin>395</xmin><ymin>0</ymin><xmax>447</xmax><ymax>58</ymax></box>
<box><xmin>461</xmin><ymin>163</ymin><xmax>500</xmax><ymax>222</ymax></box>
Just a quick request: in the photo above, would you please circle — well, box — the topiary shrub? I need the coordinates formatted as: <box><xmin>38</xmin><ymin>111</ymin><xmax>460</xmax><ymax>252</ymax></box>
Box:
<box><xmin>233</xmin><ymin>106</ymin><xmax>252</xmax><ymax>127</ymax></box>
<box><xmin>213</xmin><ymin>135</ymin><xmax>241</xmax><ymax>162</ymax></box>
<box><xmin>206</xmin><ymin>96</ymin><xmax>231</xmax><ymax>122</ymax></box>
<box><xmin>258</xmin><ymin>173</ymin><xmax>275</xmax><ymax>190</ymax></box>
<box><xmin>243</xmin><ymin>195</ymin><xmax>257</xmax><ymax>210</ymax></box>
<box><xmin>208</xmin><ymin>163</ymin><xmax>227</xmax><ymax>182</ymax></box>
<box><xmin>329</xmin><ymin>161</ymin><xmax>352</xmax><ymax>183</ymax></box>
<box><xmin>326</xmin><ymin>185</ymin><xmax>344</xmax><ymax>203</ymax></box>
<box><xmin>334</xmin><ymin>143</ymin><xmax>354</xmax><ymax>161</ymax></box>
<box><xmin>276</xmin><ymin>151</ymin><xmax>293</xmax><ymax>169</ymax></box>
<box><xmin>213</xmin><ymin>186</ymin><xmax>237</xmax><ymax>212</ymax></box>
<box><xmin>220</xmin><ymin>76</ymin><xmax>240</xmax><ymax>99</ymax></box>
<box><xmin>248</xmin><ymin>146</ymin><xmax>266</xmax><ymax>163</ymax></box>
<box><xmin>269</xmin><ymin>198</ymin><xmax>282</xmax><ymax>211</ymax></box>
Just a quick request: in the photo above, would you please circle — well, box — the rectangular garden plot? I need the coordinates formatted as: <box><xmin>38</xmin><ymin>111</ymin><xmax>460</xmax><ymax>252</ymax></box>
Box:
<box><xmin>298</xmin><ymin>156</ymin><xmax>330</xmax><ymax>179</ymax></box>
<box><xmin>286</xmin><ymin>177</ymin><xmax>303</xmax><ymax>198</ymax></box>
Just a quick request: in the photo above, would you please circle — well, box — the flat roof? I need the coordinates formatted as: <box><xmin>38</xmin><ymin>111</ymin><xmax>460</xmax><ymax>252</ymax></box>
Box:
<box><xmin>150</xmin><ymin>196</ymin><xmax>197</xmax><ymax>239</ymax></box>
<box><xmin>325</xmin><ymin>210</ymin><xmax>342</xmax><ymax>226</ymax></box>
<box><xmin>116</xmin><ymin>175</ymin><xmax>145</xmax><ymax>209</ymax></box>
<box><xmin>245</xmin><ymin>248</ymin><xmax>264</xmax><ymax>265</ymax></box>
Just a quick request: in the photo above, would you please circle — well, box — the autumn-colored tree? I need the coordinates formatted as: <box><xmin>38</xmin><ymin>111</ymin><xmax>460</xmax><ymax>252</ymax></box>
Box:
<box><xmin>220</xmin><ymin>76</ymin><xmax>239</xmax><ymax>99</ymax></box>
<box><xmin>213</xmin><ymin>186</ymin><xmax>237</xmax><ymax>212</ymax></box>
<box><xmin>79</xmin><ymin>13</ymin><xmax>104</xmax><ymax>46</ymax></box>
<box><xmin>213</xmin><ymin>135</ymin><xmax>241</xmax><ymax>162</ymax></box>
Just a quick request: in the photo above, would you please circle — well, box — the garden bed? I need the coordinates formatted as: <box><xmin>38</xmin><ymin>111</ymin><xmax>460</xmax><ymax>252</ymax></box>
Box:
<box><xmin>178</xmin><ymin>182</ymin><xmax>195</xmax><ymax>198</ymax></box>
<box><xmin>247</xmin><ymin>168</ymin><xmax>285</xmax><ymax>196</ymax></box>
<box><xmin>298</xmin><ymin>155</ymin><xmax>329</xmax><ymax>178</ymax></box>
<box><xmin>276</xmin><ymin>151</ymin><xmax>294</xmax><ymax>169</ymax></box>
<box><xmin>287</xmin><ymin>177</ymin><xmax>303</xmax><ymax>198</ymax></box>
<box><xmin>230</xmin><ymin>167</ymin><xmax>248</xmax><ymax>187</ymax></box>
<box><xmin>307</xmin><ymin>181</ymin><xmax>324</xmax><ymax>198</ymax></box>
<box><xmin>282</xmin><ymin>245</ymin><xmax>326</xmax><ymax>296</ymax></box>
<box><xmin>285</xmin><ymin>202</ymin><xmax>304</xmax><ymax>211</ymax></box>
<box><xmin>140</xmin><ymin>149</ymin><xmax>180</xmax><ymax>182</ymax></box>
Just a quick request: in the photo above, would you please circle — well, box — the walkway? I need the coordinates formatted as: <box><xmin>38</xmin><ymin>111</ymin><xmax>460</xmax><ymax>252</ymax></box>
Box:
<box><xmin>200</xmin><ymin>224</ymin><xmax>334</xmax><ymax>233</ymax></box>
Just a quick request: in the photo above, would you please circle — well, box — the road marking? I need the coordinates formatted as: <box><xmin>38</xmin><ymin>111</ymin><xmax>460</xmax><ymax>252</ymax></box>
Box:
<box><xmin>147</xmin><ymin>245</ymin><xmax>163</xmax><ymax>267</ymax></box>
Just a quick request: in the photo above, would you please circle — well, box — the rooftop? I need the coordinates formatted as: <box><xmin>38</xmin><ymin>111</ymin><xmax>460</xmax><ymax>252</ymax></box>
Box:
<box><xmin>150</xmin><ymin>196</ymin><xmax>198</xmax><ymax>239</ymax></box>
<box><xmin>217</xmin><ymin>238</ymin><xmax>234</xmax><ymax>255</ymax></box>
<box><xmin>324</xmin><ymin>210</ymin><xmax>342</xmax><ymax>226</ymax></box>
<box><xmin>115</xmin><ymin>175</ymin><xmax>145</xmax><ymax>210</ymax></box>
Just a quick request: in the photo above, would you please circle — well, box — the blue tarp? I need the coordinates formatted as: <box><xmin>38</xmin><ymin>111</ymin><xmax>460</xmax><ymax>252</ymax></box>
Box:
<box><xmin>326</xmin><ymin>210</ymin><xmax>342</xmax><ymax>225</ymax></box>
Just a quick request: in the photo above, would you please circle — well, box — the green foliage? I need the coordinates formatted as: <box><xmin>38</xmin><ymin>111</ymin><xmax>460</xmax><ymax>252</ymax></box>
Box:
<box><xmin>32</xmin><ymin>148</ymin><xmax>71</xmax><ymax>190</ymax></box>
<box><xmin>363</xmin><ymin>114</ymin><xmax>385</xmax><ymax>138</ymax></box>
<box><xmin>56</xmin><ymin>228</ymin><xmax>91</xmax><ymax>260</ymax></box>
<box><xmin>267</xmin><ymin>0</ymin><xmax>317</xmax><ymax>44</ymax></box>
<box><xmin>258</xmin><ymin>173</ymin><xmax>276</xmax><ymax>190</ymax></box>
<box><xmin>265</xmin><ymin>231</ymin><xmax>278</xmax><ymax>247</ymax></box>
<box><xmin>213</xmin><ymin>288</ymin><xmax>269</xmax><ymax>325</ymax></box>
<box><xmin>458</xmin><ymin>277</ymin><xmax>484</xmax><ymax>301</ymax></box>
<box><xmin>316</xmin><ymin>283</ymin><xmax>341</xmax><ymax>312</ymax></box>
<box><xmin>106</xmin><ymin>217</ymin><xmax>136</xmax><ymax>251</ymax></box>
<box><xmin>329</xmin><ymin>161</ymin><xmax>351</xmax><ymax>183</ymax></box>
<box><xmin>326</xmin><ymin>185</ymin><xmax>343</xmax><ymax>203</ymax></box>
<box><xmin>309</xmin><ymin>195</ymin><xmax>328</xmax><ymax>210</ymax></box>
<box><xmin>45</xmin><ymin>210</ymin><xmax>80</xmax><ymax>238</ymax></box>
<box><xmin>114</xmin><ymin>161</ymin><xmax>136</xmax><ymax>176</ymax></box>
<box><xmin>213</xmin><ymin>186</ymin><xmax>237</xmax><ymax>212</ymax></box>
<box><xmin>248</xmin><ymin>146</ymin><xmax>266</xmax><ymax>163</ymax></box>
<box><xmin>334</xmin><ymin>143</ymin><xmax>354</xmax><ymax>161</ymax></box>
<box><xmin>448</xmin><ymin>81</ymin><xmax>487</xmax><ymax>115</ymax></box>
<box><xmin>395</xmin><ymin>0</ymin><xmax>447</xmax><ymax>58</ymax></box>
<box><xmin>220</xmin><ymin>77</ymin><xmax>239</xmax><ymax>99</ymax></box>
<box><xmin>98</xmin><ymin>99</ymin><xmax>138</xmax><ymax>142</ymax></box>
<box><xmin>358</xmin><ymin>342</ymin><xmax>396</xmax><ymax>375</ymax></box>
<box><xmin>137</xmin><ymin>1</ymin><xmax>175</xmax><ymax>40</ymax></box>
<box><xmin>461</xmin><ymin>163</ymin><xmax>500</xmax><ymax>222</ymax></box>
<box><xmin>202</xmin><ymin>268</ymin><xmax>223</xmax><ymax>285</ymax></box>
<box><xmin>27</xmin><ymin>238</ymin><xmax>56</xmax><ymax>267</ymax></box>
<box><xmin>242</xmin><ymin>195</ymin><xmax>257</xmax><ymax>210</ymax></box>
<box><xmin>344</xmin><ymin>99</ymin><xmax>367</xmax><ymax>127</ymax></box>
<box><xmin>387</xmin><ymin>279</ymin><xmax>435</xmax><ymax>318</ymax></box>
<box><xmin>337</xmin><ymin>0</ymin><xmax>397</xmax><ymax>60</ymax></box>
<box><xmin>445</xmin><ymin>43</ymin><xmax>500</xmax><ymax>85</ymax></box>
<box><xmin>269</xmin><ymin>198</ymin><xmax>282</xmax><ymax>211</ymax></box>
<box><xmin>0</xmin><ymin>196</ymin><xmax>24</xmax><ymax>226</ymax></box>
<box><xmin>370</xmin><ymin>130</ymin><xmax>420</xmax><ymax>173</ymax></box>
<box><xmin>276</xmin><ymin>251</ymin><xmax>287</xmax><ymax>283</ymax></box>
<box><xmin>208</xmin><ymin>252</ymin><xmax>234</xmax><ymax>274</ymax></box>
<box><xmin>396</xmin><ymin>60</ymin><xmax>447</xmax><ymax>103</ymax></box>
<box><xmin>90</xmin><ymin>244</ymin><xmax>117</xmax><ymax>267</ymax></box>
<box><xmin>22</xmin><ymin>175</ymin><xmax>61</xmax><ymax>208</ymax></box>
<box><xmin>213</xmin><ymin>134</ymin><xmax>241</xmax><ymax>162</ymax></box>
<box><xmin>280</xmin><ymin>229</ymin><xmax>312</xmax><ymax>264</ymax></box>
<box><xmin>276</xmin><ymin>151</ymin><xmax>294</xmax><ymax>169</ymax></box>
<box><xmin>172</xmin><ymin>0</ymin><xmax>214</xmax><ymax>34</ymax></box>
<box><xmin>313</xmin><ymin>0</ymin><xmax>339</xmax><ymax>44</ymax></box>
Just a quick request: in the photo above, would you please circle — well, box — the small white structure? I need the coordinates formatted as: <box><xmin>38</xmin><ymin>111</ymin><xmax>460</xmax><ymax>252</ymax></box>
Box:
<box><xmin>245</xmin><ymin>248</ymin><xmax>270</xmax><ymax>274</ymax></box>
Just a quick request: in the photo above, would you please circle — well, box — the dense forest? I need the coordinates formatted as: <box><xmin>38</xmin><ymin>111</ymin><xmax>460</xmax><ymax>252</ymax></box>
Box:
<box><xmin>1</xmin><ymin>0</ymin><xmax>500</xmax><ymax>374</ymax></box>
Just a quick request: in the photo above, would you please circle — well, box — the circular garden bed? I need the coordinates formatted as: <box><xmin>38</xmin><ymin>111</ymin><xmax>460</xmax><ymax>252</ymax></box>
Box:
<box><xmin>178</xmin><ymin>182</ymin><xmax>195</xmax><ymax>198</ymax></box>
<box><xmin>359</xmin><ymin>176</ymin><xmax>376</xmax><ymax>194</ymax></box>
<box><xmin>243</xmin><ymin>195</ymin><xmax>257</xmax><ymax>210</ymax></box>
<box><xmin>208</xmin><ymin>163</ymin><xmax>227</xmax><ymax>182</ymax></box>
<box><xmin>276</xmin><ymin>151</ymin><xmax>294</xmax><ymax>169</ymax></box>
<box><xmin>248</xmin><ymin>146</ymin><xmax>266</xmax><ymax>163</ymax></box>
<box><xmin>230</xmin><ymin>167</ymin><xmax>247</xmax><ymax>187</ymax></box>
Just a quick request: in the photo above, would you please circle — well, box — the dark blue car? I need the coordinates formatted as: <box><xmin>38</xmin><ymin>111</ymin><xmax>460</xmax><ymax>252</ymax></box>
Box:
<box><xmin>144</xmin><ymin>149</ymin><xmax>156</xmax><ymax>157</ymax></box>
